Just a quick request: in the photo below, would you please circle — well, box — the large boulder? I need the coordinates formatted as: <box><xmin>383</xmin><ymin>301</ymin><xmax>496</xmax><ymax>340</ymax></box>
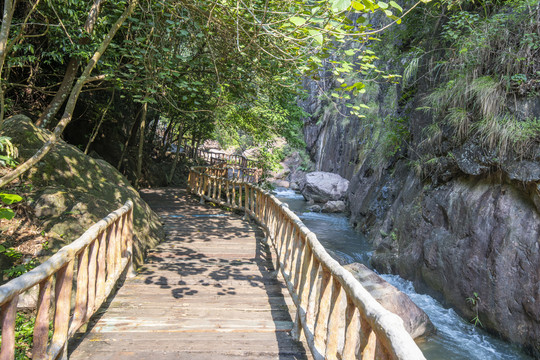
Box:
<box><xmin>344</xmin><ymin>263</ymin><xmax>435</xmax><ymax>339</ymax></box>
<box><xmin>301</xmin><ymin>171</ymin><xmax>349</xmax><ymax>203</ymax></box>
<box><xmin>1</xmin><ymin>115</ymin><xmax>164</xmax><ymax>266</ymax></box>
<box><xmin>321</xmin><ymin>200</ymin><xmax>346</xmax><ymax>213</ymax></box>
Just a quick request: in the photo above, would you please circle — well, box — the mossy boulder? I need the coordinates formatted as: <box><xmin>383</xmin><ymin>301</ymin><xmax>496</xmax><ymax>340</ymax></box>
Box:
<box><xmin>1</xmin><ymin>115</ymin><xmax>164</xmax><ymax>266</ymax></box>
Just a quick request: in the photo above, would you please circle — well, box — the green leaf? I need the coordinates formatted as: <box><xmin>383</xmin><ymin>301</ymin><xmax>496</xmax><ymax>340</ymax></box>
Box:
<box><xmin>344</xmin><ymin>49</ymin><xmax>356</xmax><ymax>56</ymax></box>
<box><xmin>351</xmin><ymin>1</ymin><xmax>365</xmax><ymax>10</ymax></box>
<box><xmin>0</xmin><ymin>193</ymin><xmax>22</xmax><ymax>205</ymax></box>
<box><xmin>389</xmin><ymin>1</ymin><xmax>403</xmax><ymax>11</ymax></box>
<box><xmin>359</xmin><ymin>103</ymin><xmax>370</xmax><ymax>108</ymax></box>
<box><xmin>331</xmin><ymin>0</ymin><xmax>351</xmax><ymax>12</ymax></box>
<box><xmin>0</xmin><ymin>208</ymin><xmax>15</xmax><ymax>220</ymax></box>
<box><xmin>308</xmin><ymin>30</ymin><xmax>323</xmax><ymax>45</ymax></box>
<box><xmin>362</xmin><ymin>0</ymin><xmax>377</xmax><ymax>11</ymax></box>
<box><xmin>377</xmin><ymin>1</ymin><xmax>389</xmax><ymax>9</ymax></box>
<box><xmin>289</xmin><ymin>17</ymin><xmax>306</xmax><ymax>26</ymax></box>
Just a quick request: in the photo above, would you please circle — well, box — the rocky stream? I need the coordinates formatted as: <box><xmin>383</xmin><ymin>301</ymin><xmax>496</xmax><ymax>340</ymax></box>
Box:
<box><xmin>274</xmin><ymin>187</ymin><xmax>532</xmax><ymax>360</ymax></box>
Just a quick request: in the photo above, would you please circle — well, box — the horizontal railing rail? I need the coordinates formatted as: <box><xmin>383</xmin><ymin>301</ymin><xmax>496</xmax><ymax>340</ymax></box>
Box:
<box><xmin>182</xmin><ymin>146</ymin><xmax>261</xmax><ymax>181</ymax></box>
<box><xmin>198</xmin><ymin>165</ymin><xmax>262</xmax><ymax>184</ymax></box>
<box><xmin>0</xmin><ymin>201</ymin><xmax>134</xmax><ymax>360</ymax></box>
<box><xmin>188</xmin><ymin>166</ymin><xmax>425</xmax><ymax>360</ymax></box>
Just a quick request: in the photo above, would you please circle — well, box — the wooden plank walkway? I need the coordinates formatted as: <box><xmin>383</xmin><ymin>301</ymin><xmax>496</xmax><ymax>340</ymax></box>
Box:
<box><xmin>69</xmin><ymin>188</ymin><xmax>309</xmax><ymax>359</ymax></box>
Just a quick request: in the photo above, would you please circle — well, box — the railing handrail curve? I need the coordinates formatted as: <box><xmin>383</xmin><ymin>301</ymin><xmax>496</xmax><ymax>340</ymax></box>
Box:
<box><xmin>0</xmin><ymin>200</ymin><xmax>135</xmax><ymax>360</ymax></box>
<box><xmin>0</xmin><ymin>200</ymin><xmax>133</xmax><ymax>304</ymax></box>
<box><xmin>188</xmin><ymin>165</ymin><xmax>425</xmax><ymax>360</ymax></box>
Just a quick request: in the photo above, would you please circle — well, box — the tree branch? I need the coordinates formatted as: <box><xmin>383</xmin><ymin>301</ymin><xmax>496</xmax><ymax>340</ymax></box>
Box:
<box><xmin>0</xmin><ymin>0</ymin><xmax>138</xmax><ymax>188</ymax></box>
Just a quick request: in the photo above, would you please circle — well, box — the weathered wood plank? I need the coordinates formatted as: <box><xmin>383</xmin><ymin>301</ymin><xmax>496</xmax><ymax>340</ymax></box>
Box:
<box><xmin>70</xmin><ymin>188</ymin><xmax>310</xmax><ymax>360</ymax></box>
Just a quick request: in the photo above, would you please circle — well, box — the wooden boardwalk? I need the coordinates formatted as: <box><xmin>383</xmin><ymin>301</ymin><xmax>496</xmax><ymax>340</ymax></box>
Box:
<box><xmin>69</xmin><ymin>188</ymin><xmax>309</xmax><ymax>359</ymax></box>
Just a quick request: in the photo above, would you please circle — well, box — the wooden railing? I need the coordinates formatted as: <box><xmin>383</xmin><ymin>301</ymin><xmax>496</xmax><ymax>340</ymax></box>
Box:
<box><xmin>0</xmin><ymin>201</ymin><xmax>134</xmax><ymax>360</ymax></box>
<box><xmin>199</xmin><ymin>165</ymin><xmax>262</xmax><ymax>184</ymax></box>
<box><xmin>183</xmin><ymin>146</ymin><xmax>261</xmax><ymax>181</ymax></box>
<box><xmin>188</xmin><ymin>167</ymin><xmax>426</xmax><ymax>360</ymax></box>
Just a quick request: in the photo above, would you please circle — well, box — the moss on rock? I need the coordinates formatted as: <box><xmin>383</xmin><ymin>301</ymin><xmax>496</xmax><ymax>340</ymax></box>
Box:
<box><xmin>1</xmin><ymin>115</ymin><xmax>164</xmax><ymax>266</ymax></box>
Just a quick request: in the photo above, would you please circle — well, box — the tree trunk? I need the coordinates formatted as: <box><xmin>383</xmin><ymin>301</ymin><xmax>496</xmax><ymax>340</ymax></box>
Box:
<box><xmin>0</xmin><ymin>0</ymin><xmax>18</xmax><ymax>127</ymax></box>
<box><xmin>84</xmin><ymin>88</ymin><xmax>114</xmax><ymax>154</ymax></box>
<box><xmin>35</xmin><ymin>0</ymin><xmax>104</xmax><ymax>127</ymax></box>
<box><xmin>148</xmin><ymin>116</ymin><xmax>159</xmax><ymax>146</ymax></box>
<box><xmin>0</xmin><ymin>0</ymin><xmax>137</xmax><ymax>188</ymax></box>
<box><xmin>166</xmin><ymin>125</ymin><xmax>185</xmax><ymax>184</ymax></box>
<box><xmin>117</xmin><ymin>112</ymin><xmax>140</xmax><ymax>170</ymax></box>
<box><xmin>35</xmin><ymin>58</ymin><xmax>79</xmax><ymax>127</ymax></box>
<box><xmin>166</xmin><ymin>133</ymin><xmax>184</xmax><ymax>185</ymax></box>
<box><xmin>160</xmin><ymin>121</ymin><xmax>173</xmax><ymax>153</ymax></box>
<box><xmin>135</xmin><ymin>101</ymin><xmax>148</xmax><ymax>188</ymax></box>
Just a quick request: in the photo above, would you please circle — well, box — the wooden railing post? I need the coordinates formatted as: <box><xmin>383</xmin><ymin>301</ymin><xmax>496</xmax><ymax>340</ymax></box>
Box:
<box><xmin>314</xmin><ymin>268</ymin><xmax>332</xmax><ymax>354</ymax></box>
<box><xmin>33</xmin><ymin>278</ymin><xmax>52</xmax><ymax>360</ymax></box>
<box><xmin>325</xmin><ymin>282</ymin><xmax>345</xmax><ymax>359</ymax></box>
<box><xmin>0</xmin><ymin>201</ymin><xmax>134</xmax><ymax>359</ymax></box>
<box><xmin>70</xmin><ymin>248</ymin><xmax>89</xmax><ymax>334</ymax></box>
<box><xmin>0</xmin><ymin>295</ymin><xmax>18</xmax><ymax>360</ymax></box>
<box><xmin>342</xmin><ymin>299</ymin><xmax>361</xmax><ymax>358</ymax></box>
<box><xmin>123</xmin><ymin>208</ymin><xmax>136</xmax><ymax>278</ymax></box>
<box><xmin>186</xmin><ymin>166</ymin><xmax>426</xmax><ymax>360</ymax></box>
<box><xmin>86</xmin><ymin>239</ymin><xmax>99</xmax><ymax>321</ymax></box>
<box><xmin>49</xmin><ymin>261</ymin><xmax>74</xmax><ymax>358</ymax></box>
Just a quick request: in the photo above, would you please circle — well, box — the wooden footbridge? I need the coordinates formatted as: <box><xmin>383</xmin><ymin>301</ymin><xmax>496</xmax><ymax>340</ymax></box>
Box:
<box><xmin>0</xmin><ymin>160</ymin><xmax>426</xmax><ymax>359</ymax></box>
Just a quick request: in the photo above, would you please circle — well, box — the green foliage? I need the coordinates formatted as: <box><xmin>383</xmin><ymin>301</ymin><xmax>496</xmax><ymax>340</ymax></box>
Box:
<box><xmin>368</xmin><ymin>115</ymin><xmax>410</xmax><ymax>171</ymax></box>
<box><xmin>3</xmin><ymin>259</ymin><xmax>39</xmax><ymax>279</ymax></box>
<box><xmin>466</xmin><ymin>291</ymin><xmax>483</xmax><ymax>328</ymax></box>
<box><xmin>477</xmin><ymin>115</ymin><xmax>540</xmax><ymax>158</ymax></box>
<box><xmin>381</xmin><ymin>116</ymin><xmax>410</xmax><ymax>156</ymax></box>
<box><xmin>0</xmin><ymin>312</ymin><xmax>52</xmax><ymax>360</ymax></box>
<box><xmin>254</xmin><ymin>143</ymin><xmax>284</xmax><ymax>179</ymax></box>
<box><xmin>0</xmin><ymin>0</ymin><xmax>438</xmax><ymax>185</ymax></box>
<box><xmin>0</xmin><ymin>312</ymin><xmax>35</xmax><ymax>359</ymax></box>
<box><xmin>0</xmin><ymin>245</ymin><xmax>39</xmax><ymax>280</ymax></box>
<box><xmin>445</xmin><ymin>107</ymin><xmax>470</xmax><ymax>143</ymax></box>
<box><xmin>0</xmin><ymin>193</ymin><xmax>22</xmax><ymax>220</ymax></box>
<box><xmin>0</xmin><ymin>136</ymin><xmax>18</xmax><ymax>168</ymax></box>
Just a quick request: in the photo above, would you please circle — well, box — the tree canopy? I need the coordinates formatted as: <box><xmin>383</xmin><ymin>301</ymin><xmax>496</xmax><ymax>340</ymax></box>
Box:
<box><xmin>0</xmin><ymin>0</ymin><xmax>429</xmax><ymax>186</ymax></box>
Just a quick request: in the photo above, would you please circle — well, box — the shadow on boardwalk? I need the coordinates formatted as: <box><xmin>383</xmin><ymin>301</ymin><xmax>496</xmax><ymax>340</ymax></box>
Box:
<box><xmin>69</xmin><ymin>188</ymin><xmax>309</xmax><ymax>359</ymax></box>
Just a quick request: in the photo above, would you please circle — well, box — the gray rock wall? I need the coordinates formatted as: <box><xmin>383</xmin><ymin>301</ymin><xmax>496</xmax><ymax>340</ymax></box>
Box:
<box><xmin>300</xmin><ymin>62</ymin><xmax>540</xmax><ymax>357</ymax></box>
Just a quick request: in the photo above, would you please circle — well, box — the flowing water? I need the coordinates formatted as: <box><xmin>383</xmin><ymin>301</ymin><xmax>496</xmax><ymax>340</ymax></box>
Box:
<box><xmin>273</xmin><ymin>188</ymin><xmax>532</xmax><ymax>360</ymax></box>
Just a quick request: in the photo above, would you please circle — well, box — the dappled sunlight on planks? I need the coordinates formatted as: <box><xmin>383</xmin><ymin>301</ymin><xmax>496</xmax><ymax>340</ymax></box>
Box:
<box><xmin>69</xmin><ymin>188</ymin><xmax>310</xmax><ymax>359</ymax></box>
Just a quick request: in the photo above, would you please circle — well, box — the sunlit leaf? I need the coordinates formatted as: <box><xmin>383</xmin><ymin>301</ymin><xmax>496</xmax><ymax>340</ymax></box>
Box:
<box><xmin>389</xmin><ymin>1</ymin><xmax>403</xmax><ymax>12</ymax></box>
<box><xmin>0</xmin><ymin>193</ymin><xmax>22</xmax><ymax>205</ymax></box>
<box><xmin>289</xmin><ymin>16</ymin><xmax>306</xmax><ymax>26</ymax></box>
<box><xmin>331</xmin><ymin>0</ymin><xmax>351</xmax><ymax>12</ymax></box>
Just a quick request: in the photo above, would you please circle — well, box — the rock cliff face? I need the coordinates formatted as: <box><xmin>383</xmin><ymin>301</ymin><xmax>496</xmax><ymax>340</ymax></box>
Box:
<box><xmin>300</xmin><ymin>41</ymin><xmax>540</xmax><ymax>358</ymax></box>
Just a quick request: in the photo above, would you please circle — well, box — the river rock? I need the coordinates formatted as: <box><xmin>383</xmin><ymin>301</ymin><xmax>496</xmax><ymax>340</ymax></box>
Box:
<box><xmin>289</xmin><ymin>170</ymin><xmax>307</xmax><ymax>191</ymax></box>
<box><xmin>344</xmin><ymin>263</ymin><xmax>435</xmax><ymax>339</ymax></box>
<box><xmin>301</xmin><ymin>172</ymin><xmax>349</xmax><ymax>203</ymax></box>
<box><xmin>321</xmin><ymin>200</ymin><xmax>346</xmax><ymax>213</ymax></box>
<box><xmin>271</xmin><ymin>179</ymin><xmax>290</xmax><ymax>188</ymax></box>
<box><xmin>307</xmin><ymin>204</ymin><xmax>322</xmax><ymax>212</ymax></box>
